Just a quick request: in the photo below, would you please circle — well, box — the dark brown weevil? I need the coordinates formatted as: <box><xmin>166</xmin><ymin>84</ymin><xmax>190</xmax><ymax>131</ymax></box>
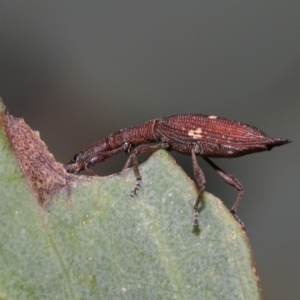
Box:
<box><xmin>65</xmin><ymin>114</ymin><xmax>291</xmax><ymax>228</ymax></box>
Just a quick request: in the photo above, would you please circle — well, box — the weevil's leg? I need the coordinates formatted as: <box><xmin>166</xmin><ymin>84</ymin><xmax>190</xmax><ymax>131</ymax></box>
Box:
<box><xmin>124</xmin><ymin>143</ymin><xmax>169</xmax><ymax>196</ymax></box>
<box><xmin>191</xmin><ymin>147</ymin><xmax>206</xmax><ymax>227</ymax></box>
<box><xmin>130</xmin><ymin>153</ymin><xmax>142</xmax><ymax>196</ymax></box>
<box><xmin>122</xmin><ymin>142</ymin><xmax>134</xmax><ymax>170</ymax></box>
<box><xmin>203</xmin><ymin>158</ymin><xmax>245</xmax><ymax>229</ymax></box>
<box><xmin>123</xmin><ymin>157</ymin><xmax>132</xmax><ymax>170</ymax></box>
<box><xmin>85</xmin><ymin>168</ymin><xmax>96</xmax><ymax>176</ymax></box>
<box><xmin>123</xmin><ymin>151</ymin><xmax>134</xmax><ymax>170</ymax></box>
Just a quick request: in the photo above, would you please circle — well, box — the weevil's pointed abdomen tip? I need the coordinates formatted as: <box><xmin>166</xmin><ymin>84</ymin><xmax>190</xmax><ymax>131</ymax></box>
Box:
<box><xmin>268</xmin><ymin>137</ymin><xmax>292</xmax><ymax>149</ymax></box>
<box><xmin>275</xmin><ymin>138</ymin><xmax>292</xmax><ymax>145</ymax></box>
<box><xmin>285</xmin><ymin>138</ymin><xmax>293</xmax><ymax>144</ymax></box>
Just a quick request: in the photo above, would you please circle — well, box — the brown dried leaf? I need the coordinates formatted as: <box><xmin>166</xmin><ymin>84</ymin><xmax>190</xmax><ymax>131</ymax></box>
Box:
<box><xmin>0</xmin><ymin>98</ymin><xmax>73</xmax><ymax>205</ymax></box>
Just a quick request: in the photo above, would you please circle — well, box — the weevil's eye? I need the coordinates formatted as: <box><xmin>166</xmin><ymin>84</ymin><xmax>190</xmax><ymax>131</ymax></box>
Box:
<box><xmin>68</xmin><ymin>153</ymin><xmax>79</xmax><ymax>164</ymax></box>
<box><xmin>72</xmin><ymin>153</ymin><xmax>79</xmax><ymax>163</ymax></box>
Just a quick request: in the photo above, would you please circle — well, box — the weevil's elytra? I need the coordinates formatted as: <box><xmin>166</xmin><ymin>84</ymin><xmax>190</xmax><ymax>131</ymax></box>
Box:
<box><xmin>65</xmin><ymin>113</ymin><xmax>292</xmax><ymax>229</ymax></box>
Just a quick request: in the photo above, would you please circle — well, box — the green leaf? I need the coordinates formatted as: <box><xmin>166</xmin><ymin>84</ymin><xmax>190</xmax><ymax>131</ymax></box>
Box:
<box><xmin>0</xmin><ymin>99</ymin><xmax>262</xmax><ymax>299</ymax></box>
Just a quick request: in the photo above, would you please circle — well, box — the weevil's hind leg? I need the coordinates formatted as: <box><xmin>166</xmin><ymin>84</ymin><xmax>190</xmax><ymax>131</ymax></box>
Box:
<box><xmin>203</xmin><ymin>158</ymin><xmax>245</xmax><ymax>229</ymax></box>
<box><xmin>191</xmin><ymin>148</ymin><xmax>206</xmax><ymax>227</ymax></box>
<box><xmin>124</xmin><ymin>143</ymin><xmax>169</xmax><ymax>196</ymax></box>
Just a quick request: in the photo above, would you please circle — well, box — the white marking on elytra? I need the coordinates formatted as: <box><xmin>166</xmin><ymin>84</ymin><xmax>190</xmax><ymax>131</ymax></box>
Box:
<box><xmin>208</xmin><ymin>115</ymin><xmax>218</xmax><ymax>119</ymax></box>
<box><xmin>188</xmin><ymin>127</ymin><xmax>203</xmax><ymax>139</ymax></box>
<box><xmin>227</xmin><ymin>150</ymin><xmax>234</xmax><ymax>154</ymax></box>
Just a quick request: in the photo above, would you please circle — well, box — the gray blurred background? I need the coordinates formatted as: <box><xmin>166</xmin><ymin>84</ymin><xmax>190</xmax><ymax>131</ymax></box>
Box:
<box><xmin>0</xmin><ymin>2</ymin><xmax>299</xmax><ymax>299</ymax></box>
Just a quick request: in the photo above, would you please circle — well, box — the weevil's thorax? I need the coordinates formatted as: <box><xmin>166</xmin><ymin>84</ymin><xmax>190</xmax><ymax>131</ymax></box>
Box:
<box><xmin>107</xmin><ymin>119</ymin><xmax>159</xmax><ymax>148</ymax></box>
<box><xmin>156</xmin><ymin>114</ymin><xmax>275</xmax><ymax>157</ymax></box>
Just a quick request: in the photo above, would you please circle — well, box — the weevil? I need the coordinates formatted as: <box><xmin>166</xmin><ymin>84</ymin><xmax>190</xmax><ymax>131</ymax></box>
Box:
<box><xmin>65</xmin><ymin>114</ymin><xmax>291</xmax><ymax>228</ymax></box>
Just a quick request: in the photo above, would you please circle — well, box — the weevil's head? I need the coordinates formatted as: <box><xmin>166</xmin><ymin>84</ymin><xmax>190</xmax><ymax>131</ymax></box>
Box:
<box><xmin>65</xmin><ymin>153</ymin><xmax>85</xmax><ymax>173</ymax></box>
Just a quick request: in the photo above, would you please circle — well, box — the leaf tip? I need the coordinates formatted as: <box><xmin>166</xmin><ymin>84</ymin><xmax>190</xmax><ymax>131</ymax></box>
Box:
<box><xmin>0</xmin><ymin>96</ymin><xmax>7</xmax><ymax>113</ymax></box>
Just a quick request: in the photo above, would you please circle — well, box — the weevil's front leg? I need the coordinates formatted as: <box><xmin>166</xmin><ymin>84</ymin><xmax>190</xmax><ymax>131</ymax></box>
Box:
<box><xmin>191</xmin><ymin>147</ymin><xmax>206</xmax><ymax>227</ymax></box>
<box><xmin>203</xmin><ymin>157</ymin><xmax>245</xmax><ymax>229</ymax></box>
<box><xmin>123</xmin><ymin>142</ymin><xmax>169</xmax><ymax>196</ymax></box>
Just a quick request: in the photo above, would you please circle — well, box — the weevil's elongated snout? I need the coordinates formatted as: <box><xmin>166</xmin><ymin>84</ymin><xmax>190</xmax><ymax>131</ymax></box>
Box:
<box><xmin>65</xmin><ymin>153</ymin><xmax>84</xmax><ymax>173</ymax></box>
